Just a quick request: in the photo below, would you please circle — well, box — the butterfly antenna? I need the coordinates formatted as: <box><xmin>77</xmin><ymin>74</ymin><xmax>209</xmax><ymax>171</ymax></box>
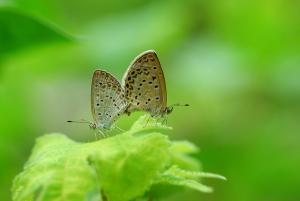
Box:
<box><xmin>67</xmin><ymin>119</ymin><xmax>90</xmax><ymax>124</ymax></box>
<box><xmin>172</xmin><ymin>103</ymin><xmax>190</xmax><ymax>107</ymax></box>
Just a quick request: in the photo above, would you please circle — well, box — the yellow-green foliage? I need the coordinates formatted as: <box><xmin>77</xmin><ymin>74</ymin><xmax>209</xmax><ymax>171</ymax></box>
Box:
<box><xmin>12</xmin><ymin>115</ymin><xmax>225</xmax><ymax>201</ymax></box>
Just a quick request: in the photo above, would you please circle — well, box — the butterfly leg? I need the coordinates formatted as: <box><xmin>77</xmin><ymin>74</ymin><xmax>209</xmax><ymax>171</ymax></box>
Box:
<box><xmin>94</xmin><ymin>132</ymin><xmax>98</xmax><ymax>141</ymax></box>
<box><xmin>151</xmin><ymin>112</ymin><xmax>161</xmax><ymax>127</ymax></box>
<box><xmin>114</xmin><ymin>125</ymin><xmax>125</xmax><ymax>132</ymax></box>
<box><xmin>96</xmin><ymin>129</ymin><xmax>106</xmax><ymax>139</ymax></box>
<box><xmin>154</xmin><ymin>117</ymin><xmax>160</xmax><ymax>126</ymax></box>
<box><xmin>144</xmin><ymin>115</ymin><xmax>152</xmax><ymax>127</ymax></box>
<box><xmin>161</xmin><ymin>115</ymin><xmax>168</xmax><ymax>125</ymax></box>
<box><xmin>95</xmin><ymin>130</ymin><xmax>102</xmax><ymax>140</ymax></box>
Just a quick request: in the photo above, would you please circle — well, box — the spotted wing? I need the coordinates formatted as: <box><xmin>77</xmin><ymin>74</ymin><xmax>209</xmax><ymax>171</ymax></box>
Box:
<box><xmin>122</xmin><ymin>50</ymin><xmax>167</xmax><ymax>116</ymax></box>
<box><xmin>91</xmin><ymin>70</ymin><xmax>127</xmax><ymax>129</ymax></box>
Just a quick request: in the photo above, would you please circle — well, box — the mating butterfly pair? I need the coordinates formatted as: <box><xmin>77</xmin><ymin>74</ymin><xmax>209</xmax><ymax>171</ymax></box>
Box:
<box><xmin>70</xmin><ymin>50</ymin><xmax>186</xmax><ymax>130</ymax></box>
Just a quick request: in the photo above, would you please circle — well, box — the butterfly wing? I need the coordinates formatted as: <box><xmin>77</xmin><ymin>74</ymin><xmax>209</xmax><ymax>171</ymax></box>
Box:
<box><xmin>122</xmin><ymin>50</ymin><xmax>167</xmax><ymax>116</ymax></box>
<box><xmin>91</xmin><ymin>70</ymin><xmax>128</xmax><ymax>129</ymax></box>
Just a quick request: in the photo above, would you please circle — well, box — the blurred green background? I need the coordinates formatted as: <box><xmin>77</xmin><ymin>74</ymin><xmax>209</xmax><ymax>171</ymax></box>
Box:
<box><xmin>1</xmin><ymin>0</ymin><xmax>300</xmax><ymax>200</ymax></box>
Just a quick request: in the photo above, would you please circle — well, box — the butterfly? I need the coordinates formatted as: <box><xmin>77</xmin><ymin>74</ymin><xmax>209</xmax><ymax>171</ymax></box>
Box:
<box><xmin>122</xmin><ymin>50</ymin><xmax>188</xmax><ymax>118</ymax></box>
<box><xmin>68</xmin><ymin>50</ymin><xmax>187</xmax><ymax>132</ymax></box>
<box><xmin>68</xmin><ymin>70</ymin><xmax>128</xmax><ymax>131</ymax></box>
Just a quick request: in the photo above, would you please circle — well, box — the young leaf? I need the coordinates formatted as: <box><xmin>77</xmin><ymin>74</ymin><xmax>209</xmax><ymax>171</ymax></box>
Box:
<box><xmin>12</xmin><ymin>115</ymin><xmax>225</xmax><ymax>201</ymax></box>
<box><xmin>88</xmin><ymin>133</ymin><xmax>170</xmax><ymax>201</ymax></box>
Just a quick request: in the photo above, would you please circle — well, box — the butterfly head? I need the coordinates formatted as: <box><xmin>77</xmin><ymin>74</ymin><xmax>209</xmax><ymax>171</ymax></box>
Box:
<box><xmin>166</xmin><ymin>106</ymin><xmax>174</xmax><ymax>115</ymax></box>
<box><xmin>164</xmin><ymin>104</ymin><xmax>189</xmax><ymax>115</ymax></box>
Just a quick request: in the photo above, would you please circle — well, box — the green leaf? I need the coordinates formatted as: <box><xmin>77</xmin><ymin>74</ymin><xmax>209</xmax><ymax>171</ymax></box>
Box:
<box><xmin>12</xmin><ymin>134</ymin><xmax>98</xmax><ymax>201</ymax></box>
<box><xmin>12</xmin><ymin>115</ymin><xmax>225</xmax><ymax>201</ymax></box>
<box><xmin>88</xmin><ymin>133</ymin><xmax>170</xmax><ymax>201</ymax></box>
<box><xmin>155</xmin><ymin>166</ymin><xmax>226</xmax><ymax>193</ymax></box>
<box><xmin>170</xmin><ymin>141</ymin><xmax>199</xmax><ymax>154</ymax></box>
<box><xmin>0</xmin><ymin>7</ymin><xmax>72</xmax><ymax>59</ymax></box>
<box><xmin>169</xmin><ymin>141</ymin><xmax>201</xmax><ymax>171</ymax></box>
